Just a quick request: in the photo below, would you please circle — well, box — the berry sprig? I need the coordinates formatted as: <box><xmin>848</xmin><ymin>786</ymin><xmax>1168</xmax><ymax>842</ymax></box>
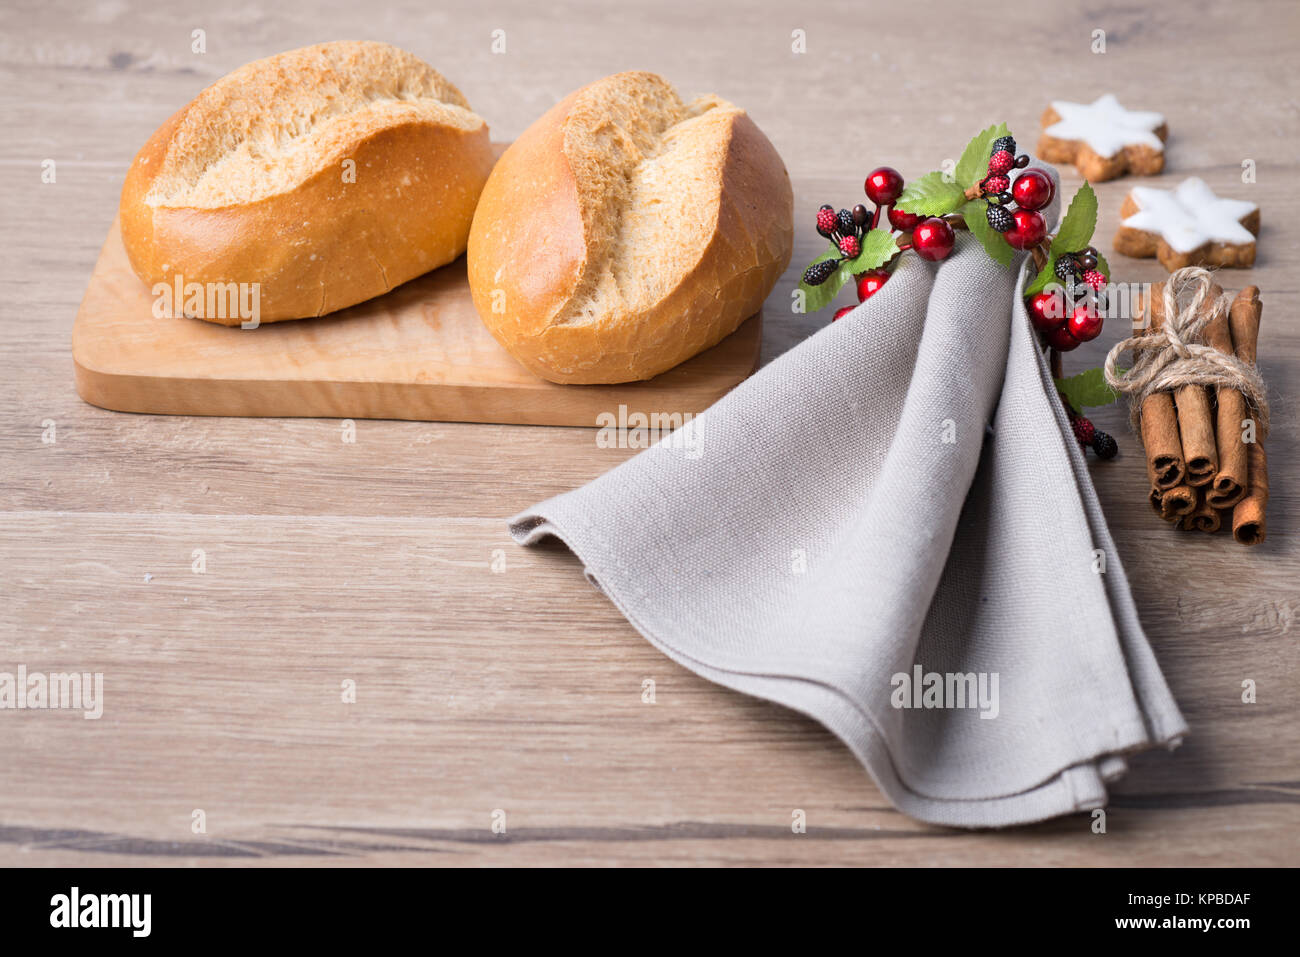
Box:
<box><xmin>799</xmin><ymin>165</ymin><xmax>955</xmax><ymax>317</ymax></box>
<box><xmin>797</xmin><ymin>125</ymin><xmax>1071</xmax><ymax>319</ymax></box>
<box><xmin>967</xmin><ymin>135</ymin><xmax>1053</xmax><ymax>252</ymax></box>
<box><xmin>1056</xmin><ymin>367</ymin><xmax>1122</xmax><ymax>459</ymax></box>
<box><xmin>1054</xmin><ymin>248</ymin><xmax>1107</xmax><ymax>295</ymax></box>
<box><xmin>796</xmin><ymin>122</ymin><xmax>1122</xmax><ymax>459</ymax></box>
<box><xmin>814</xmin><ymin>202</ymin><xmax>873</xmax><ymax>261</ymax></box>
<box><xmin>1026</xmin><ymin>245</ymin><xmax>1109</xmax><ymax>350</ymax></box>
<box><xmin>1018</xmin><ymin>181</ymin><xmax>1114</xmax><ymax>356</ymax></box>
<box><xmin>1066</xmin><ymin>405</ymin><xmax>1119</xmax><ymax>459</ymax></box>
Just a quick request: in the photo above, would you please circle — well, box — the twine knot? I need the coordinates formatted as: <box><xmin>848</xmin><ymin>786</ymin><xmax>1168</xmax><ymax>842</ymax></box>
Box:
<box><xmin>1103</xmin><ymin>267</ymin><xmax>1269</xmax><ymax>438</ymax></box>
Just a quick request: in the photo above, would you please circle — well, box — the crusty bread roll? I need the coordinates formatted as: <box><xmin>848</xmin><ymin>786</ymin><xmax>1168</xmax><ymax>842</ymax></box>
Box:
<box><xmin>120</xmin><ymin>41</ymin><xmax>494</xmax><ymax>324</ymax></box>
<box><xmin>467</xmin><ymin>71</ymin><xmax>792</xmax><ymax>384</ymax></box>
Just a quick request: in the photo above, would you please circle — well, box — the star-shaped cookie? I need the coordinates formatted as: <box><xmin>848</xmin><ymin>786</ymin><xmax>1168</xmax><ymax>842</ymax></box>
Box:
<box><xmin>1113</xmin><ymin>177</ymin><xmax>1259</xmax><ymax>271</ymax></box>
<box><xmin>1037</xmin><ymin>94</ymin><xmax>1167</xmax><ymax>182</ymax></box>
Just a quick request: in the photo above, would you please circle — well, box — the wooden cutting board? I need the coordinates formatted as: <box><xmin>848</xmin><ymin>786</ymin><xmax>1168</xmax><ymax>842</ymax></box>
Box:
<box><xmin>72</xmin><ymin>219</ymin><xmax>762</xmax><ymax>426</ymax></box>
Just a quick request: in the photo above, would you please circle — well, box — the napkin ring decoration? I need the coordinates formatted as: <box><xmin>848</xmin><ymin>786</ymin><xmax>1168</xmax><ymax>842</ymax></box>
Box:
<box><xmin>795</xmin><ymin>123</ymin><xmax>1126</xmax><ymax>461</ymax></box>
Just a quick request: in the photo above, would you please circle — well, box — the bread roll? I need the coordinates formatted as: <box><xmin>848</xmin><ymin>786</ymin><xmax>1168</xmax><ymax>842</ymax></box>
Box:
<box><xmin>120</xmin><ymin>41</ymin><xmax>494</xmax><ymax>324</ymax></box>
<box><xmin>467</xmin><ymin>71</ymin><xmax>792</xmax><ymax>384</ymax></box>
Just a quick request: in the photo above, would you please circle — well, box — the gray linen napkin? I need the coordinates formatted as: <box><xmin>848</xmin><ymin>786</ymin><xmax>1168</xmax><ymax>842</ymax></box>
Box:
<box><xmin>509</xmin><ymin>164</ymin><xmax>1187</xmax><ymax>828</ymax></box>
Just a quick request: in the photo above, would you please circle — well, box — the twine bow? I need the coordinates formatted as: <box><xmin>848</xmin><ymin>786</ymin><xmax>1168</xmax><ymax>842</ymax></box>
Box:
<box><xmin>1103</xmin><ymin>267</ymin><xmax>1269</xmax><ymax>438</ymax></box>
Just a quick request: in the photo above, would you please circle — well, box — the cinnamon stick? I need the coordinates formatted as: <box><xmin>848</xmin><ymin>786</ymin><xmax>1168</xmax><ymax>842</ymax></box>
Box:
<box><xmin>1229</xmin><ymin>286</ymin><xmax>1262</xmax><ymax>366</ymax></box>
<box><xmin>1161</xmin><ymin>283</ymin><xmax>1220</xmax><ymax>486</ymax></box>
<box><xmin>1228</xmin><ymin>287</ymin><xmax>1266</xmax><ymax>545</ymax></box>
<box><xmin>1180</xmin><ymin>487</ymin><xmax>1222</xmax><ymax>533</ymax></box>
<box><xmin>1233</xmin><ymin>443</ymin><xmax>1268</xmax><ymax>545</ymax></box>
<box><xmin>1160</xmin><ymin>485</ymin><xmax>1197</xmax><ymax>522</ymax></box>
<box><xmin>1176</xmin><ymin>389</ymin><xmax>1217</xmax><ymax>486</ymax></box>
<box><xmin>1204</xmin><ymin>294</ymin><xmax>1248</xmax><ymax>508</ymax></box>
<box><xmin>1135</xmin><ymin>287</ymin><xmax>1186</xmax><ymax>489</ymax></box>
<box><xmin>1146</xmin><ymin>454</ymin><xmax>1195</xmax><ymax>522</ymax></box>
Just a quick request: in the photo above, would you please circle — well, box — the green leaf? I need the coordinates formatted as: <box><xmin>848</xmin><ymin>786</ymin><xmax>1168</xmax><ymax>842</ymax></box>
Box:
<box><xmin>796</xmin><ymin>248</ymin><xmax>850</xmax><ymax>314</ymax></box>
<box><xmin>843</xmin><ymin>228</ymin><xmax>900</xmax><ymax>273</ymax></box>
<box><xmin>1094</xmin><ymin>251</ymin><xmax>1110</xmax><ymax>280</ymax></box>
<box><xmin>955</xmin><ymin>122</ymin><xmax>1011</xmax><ymax>189</ymax></box>
<box><xmin>1050</xmin><ymin>182</ymin><xmax>1098</xmax><ymax>256</ymax></box>
<box><xmin>796</xmin><ymin>230</ymin><xmax>902</xmax><ymax>313</ymax></box>
<box><xmin>962</xmin><ymin>200</ymin><xmax>1013</xmax><ymax>267</ymax></box>
<box><xmin>1023</xmin><ymin>257</ymin><xmax>1056</xmax><ymax>297</ymax></box>
<box><xmin>1054</xmin><ymin>366</ymin><xmax>1119</xmax><ymax>415</ymax></box>
<box><xmin>895</xmin><ymin>171</ymin><xmax>965</xmax><ymax>217</ymax></box>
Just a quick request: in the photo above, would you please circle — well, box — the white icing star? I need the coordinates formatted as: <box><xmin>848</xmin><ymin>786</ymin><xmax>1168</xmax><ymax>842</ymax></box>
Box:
<box><xmin>1122</xmin><ymin>178</ymin><xmax>1257</xmax><ymax>254</ymax></box>
<box><xmin>1046</xmin><ymin>94</ymin><xmax>1164</xmax><ymax>157</ymax></box>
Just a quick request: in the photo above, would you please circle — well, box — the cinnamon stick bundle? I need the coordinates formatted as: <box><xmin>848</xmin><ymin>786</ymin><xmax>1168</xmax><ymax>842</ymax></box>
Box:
<box><xmin>1116</xmin><ymin>273</ymin><xmax>1267</xmax><ymax>544</ymax></box>
<box><xmin>1228</xmin><ymin>287</ymin><xmax>1267</xmax><ymax>545</ymax></box>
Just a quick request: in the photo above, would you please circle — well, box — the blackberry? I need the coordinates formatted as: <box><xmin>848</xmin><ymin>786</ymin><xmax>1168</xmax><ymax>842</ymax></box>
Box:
<box><xmin>986</xmin><ymin>204</ymin><xmax>1014</xmax><ymax>233</ymax></box>
<box><xmin>1092</xmin><ymin>431</ymin><xmax>1119</xmax><ymax>460</ymax></box>
<box><xmin>802</xmin><ymin>258</ymin><xmax>841</xmax><ymax>286</ymax></box>
<box><xmin>1055</xmin><ymin>255</ymin><xmax>1079</xmax><ymax>283</ymax></box>
<box><xmin>991</xmin><ymin>135</ymin><xmax>1016</xmax><ymax>156</ymax></box>
<box><xmin>836</xmin><ymin>208</ymin><xmax>857</xmax><ymax>236</ymax></box>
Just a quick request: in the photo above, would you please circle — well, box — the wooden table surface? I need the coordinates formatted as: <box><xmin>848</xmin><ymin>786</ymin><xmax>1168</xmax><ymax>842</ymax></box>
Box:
<box><xmin>2</xmin><ymin>0</ymin><xmax>1297</xmax><ymax>866</ymax></box>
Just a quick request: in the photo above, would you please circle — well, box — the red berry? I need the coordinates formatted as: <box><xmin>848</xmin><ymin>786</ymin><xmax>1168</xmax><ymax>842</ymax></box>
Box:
<box><xmin>1002</xmin><ymin>209</ymin><xmax>1047</xmax><ymax>250</ymax></box>
<box><xmin>1071</xmin><ymin>415</ymin><xmax>1096</xmax><ymax>448</ymax></box>
<box><xmin>888</xmin><ymin>206</ymin><xmax>923</xmax><ymax>232</ymax></box>
<box><xmin>1045</xmin><ymin>323</ymin><xmax>1080</xmax><ymax>352</ymax></box>
<box><xmin>987</xmin><ymin>150</ymin><xmax>1014</xmax><ymax>175</ymax></box>
<box><xmin>864</xmin><ymin>167</ymin><xmax>905</xmax><ymax>205</ymax></box>
<box><xmin>856</xmin><ymin>269</ymin><xmax>890</xmax><ymax>302</ymax></box>
<box><xmin>1083</xmin><ymin>269</ymin><xmax>1107</xmax><ymax>289</ymax></box>
<box><xmin>1011</xmin><ymin>168</ymin><xmax>1054</xmax><ymax>212</ymax></box>
<box><xmin>1025</xmin><ymin>290</ymin><xmax>1066</xmax><ymax>333</ymax></box>
<box><xmin>833</xmin><ymin>305</ymin><xmax>855</xmax><ymax>322</ymax></box>
<box><xmin>838</xmin><ymin>234</ymin><xmax>860</xmax><ymax>257</ymax></box>
<box><xmin>912</xmin><ymin>217</ymin><xmax>955</xmax><ymax>261</ymax></box>
<box><xmin>816</xmin><ymin>207</ymin><xmax>838</xmax><ymax>235</ymax></box>
<box><xmin>982</xmin><ymin>174</ymin><xmax>1010</xmax><ymax>194</ymax></box>
<box><xmin>1067</xmin><ymin>300</ymin><xmax>1104</xmax><ymax>342</ymax></box>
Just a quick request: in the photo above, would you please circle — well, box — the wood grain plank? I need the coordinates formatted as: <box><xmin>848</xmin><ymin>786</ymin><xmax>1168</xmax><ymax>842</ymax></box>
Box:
<box><xmin>1</xmin><ymin>515</ymin><xmax>1296</xmax><ymax>866</ymax></box>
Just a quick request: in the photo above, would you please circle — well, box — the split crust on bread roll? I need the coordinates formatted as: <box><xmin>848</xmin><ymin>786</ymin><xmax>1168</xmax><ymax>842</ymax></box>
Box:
<box><xmin>467</xmin><ymin>71</ymin><xmax>793</xmax><ymax>384</ymax></box>
<box><xmin>120</xmin><ymin>41</ymin><xmax>494</xmax><ymax>324</ymax></box>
